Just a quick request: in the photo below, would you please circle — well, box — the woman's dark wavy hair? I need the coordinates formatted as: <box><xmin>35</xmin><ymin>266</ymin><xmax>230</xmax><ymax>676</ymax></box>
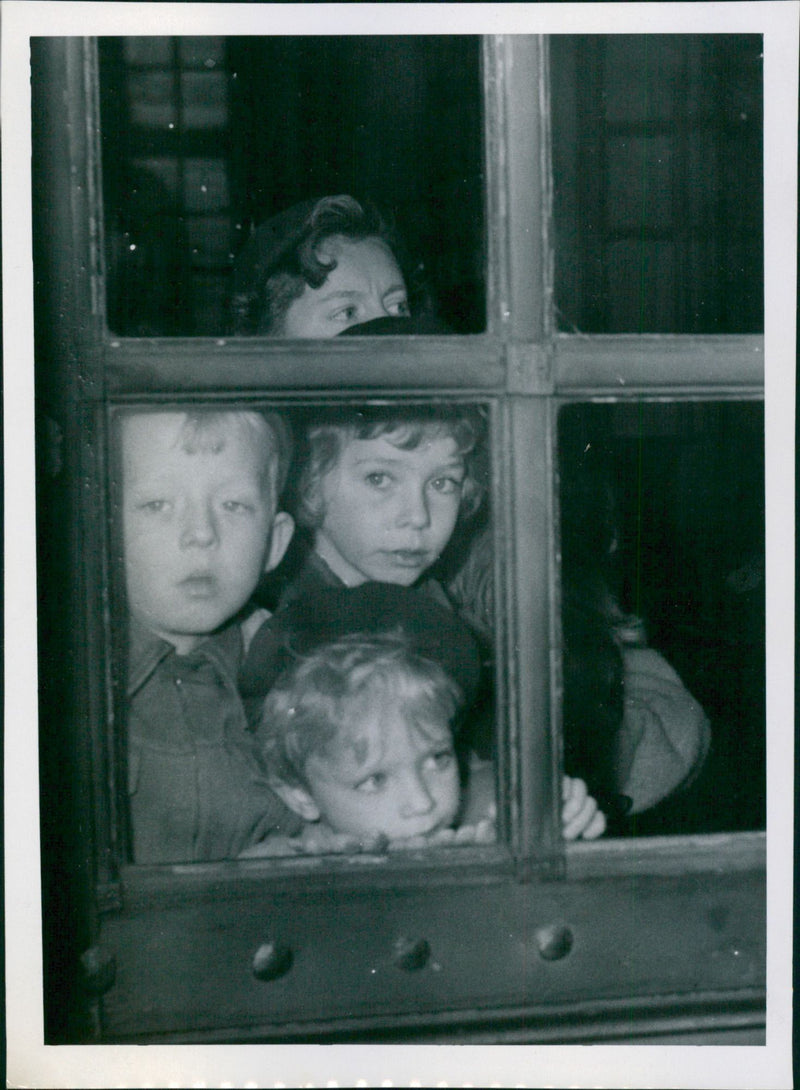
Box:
<box><xmin>231</xmin><ymin>195</ymin><xmax>428</xmax><ymax>335</ymax></box>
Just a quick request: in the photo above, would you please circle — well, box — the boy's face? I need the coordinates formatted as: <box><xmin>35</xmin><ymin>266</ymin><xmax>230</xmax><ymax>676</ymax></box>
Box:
<box><xmin>300</xmin><ymin>701</ymin><xmax>461</xmax><ymax>841</ymax></box>
<box><xmin>281</xmin><ymin>235</ymin><xmax>409</xmax><ymax>337</ymax></box>
<box><xmin>122</xmin><ymin>413</ymin><xmax>293</xmax><ymax>653</ymax></box>
<box><xmin>314</xmin><ymin>433</ymin><xmax>465</xmax><ymax>587</ymax></box>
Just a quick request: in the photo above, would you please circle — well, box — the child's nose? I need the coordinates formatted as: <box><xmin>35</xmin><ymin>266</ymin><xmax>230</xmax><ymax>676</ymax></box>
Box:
<box><xmin>399</xmin><ymin>771</ymin><xmax>435</xmax><ymax>817</ymax></box>
<box><xmin>396</xmin><ymin>484</ymin><xmax>430</xmax><ymax>529</ymax></box>
<box><xmin>179</xmin><ymin>501</ymin><xmax>218</xmax><ymax>548</ymax></box>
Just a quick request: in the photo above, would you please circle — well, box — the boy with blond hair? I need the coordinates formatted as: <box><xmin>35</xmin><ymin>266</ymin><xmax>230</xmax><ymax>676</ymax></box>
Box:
<box><xmin>122</xmin><ymin>408</ymin><xmax>300</xmax><ymax>863</ymax></box>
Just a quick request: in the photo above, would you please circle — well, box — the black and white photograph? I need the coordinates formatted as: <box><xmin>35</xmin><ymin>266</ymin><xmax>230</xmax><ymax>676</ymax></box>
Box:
<box><xmin>3</xmin><ymin>3</ymin><xmax>796</xmax><ymax>1087</ymax></box>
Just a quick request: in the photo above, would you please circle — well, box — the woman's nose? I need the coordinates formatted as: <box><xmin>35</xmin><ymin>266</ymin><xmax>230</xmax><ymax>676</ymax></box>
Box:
<box><xmin>396</xmin><ymin>484</ymin><xmax>430</xmax><ymax>529</ymax></box>
<box><xmin>179</xmin><ymin>501</ymin><xmax>218</xmax><ymax>548</ymax></box>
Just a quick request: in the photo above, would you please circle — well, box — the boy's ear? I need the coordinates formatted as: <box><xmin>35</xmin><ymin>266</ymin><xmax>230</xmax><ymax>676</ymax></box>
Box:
<box><xmin>264</xmin><ymin>511</ymin><xmax>294</xmax><ymax>573</ymax></box>
<box><xmin>269</xmin><ymin>778</ymin><xmax>320</xmax><ymax>822</ymax></box>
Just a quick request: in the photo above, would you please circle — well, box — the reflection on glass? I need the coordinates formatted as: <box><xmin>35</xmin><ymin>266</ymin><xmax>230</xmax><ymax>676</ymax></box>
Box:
<box><xmin>119</xmin><ymin>402</ymin><xmax>501</xmax><ymax>864</ymax></box>
<box><xmin>98</xmin><ymin>37</ymin><xmax>484</xmax><ymax>336</ymax></box>
<box><xmin>558</xmin><ymin>401</ymin><xmax>765</xmax><ymax>835</ymax></box>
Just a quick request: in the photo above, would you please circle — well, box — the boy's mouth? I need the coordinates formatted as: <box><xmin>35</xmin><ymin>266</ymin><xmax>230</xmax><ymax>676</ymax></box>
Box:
<box><xmin>179</xmin><ymin>574</ymin><xmax>217</xmax><ymax>597</ymax></box>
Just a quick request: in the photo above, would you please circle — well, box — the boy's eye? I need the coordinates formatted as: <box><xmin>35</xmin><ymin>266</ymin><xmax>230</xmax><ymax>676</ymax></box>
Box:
<box><xmin>138</xmin><ymin>499</ymin><xmax>169</xmax><ymax>513</ymax></box>
<box><xmin>355</xmin><ymin>771</ymin><xmax>387</xmax><ymax>794</ymax></box>
<box><xmin>221</xmin><ymin>499</ymin><xmax>255</xmax><ymax>514</ymax></box>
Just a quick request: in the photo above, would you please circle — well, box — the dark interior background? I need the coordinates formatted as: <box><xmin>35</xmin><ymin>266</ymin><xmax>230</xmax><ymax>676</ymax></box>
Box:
<box><xmin>559</xmin><ymin>401</ymin><xmax>765</xmax><ymax>834</ymax></box>
<box><xmin>550</xmin><ymin>35</ymin><xmax>763</xmax><ymax>333</ymax></box>
<box><xmin>98</xmin><ymin>36</ymin><xmax>484</xmax><ymax>334</ymax></box>
<box><xmin>98</xmin><ymin>34</ymin><xmax>763</xmax><ymax>337</ymax></box>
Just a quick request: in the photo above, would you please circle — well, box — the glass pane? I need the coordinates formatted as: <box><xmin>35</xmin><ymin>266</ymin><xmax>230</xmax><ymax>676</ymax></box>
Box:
<box><xmin>98</xmin><ymin>37</ymin><xmax>485</xmax><ymax>336</ymax></box>
<box><xmin>551</xmin><ymin>35</ymin><xmax>764</xmax><ymax>333</ymax></box>
<box><xmin>558</xmin><ymin>401</ymin><xmax>765</xmax><ymax>834</ymax></box>
<box><xmin>113</xmin><ymin>400</ymin><xmax>498</xmax><ymax>864</ymax></box>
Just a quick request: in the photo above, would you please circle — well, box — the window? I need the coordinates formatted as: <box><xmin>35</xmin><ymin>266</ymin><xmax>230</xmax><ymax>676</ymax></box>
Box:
<box><xmin>17</xmin><ymin>12</ymin><xmax>792</xmax><ymax>1079</ymax></box>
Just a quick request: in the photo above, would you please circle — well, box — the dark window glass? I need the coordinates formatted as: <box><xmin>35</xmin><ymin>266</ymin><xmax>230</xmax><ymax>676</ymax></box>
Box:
<box><xmin>551</xmin><ymin>35</ymin><xmax>764</xmax><ymax>333</ymax></box>
<box><xmin>98</xmin><ymin>37</ymin><xmax>485</xmax><ymax>336</ymax></box>
<box><xmin>558</xmin><ymin>400</ymin><xmax>765</xmax><ymax>834</ymax></box>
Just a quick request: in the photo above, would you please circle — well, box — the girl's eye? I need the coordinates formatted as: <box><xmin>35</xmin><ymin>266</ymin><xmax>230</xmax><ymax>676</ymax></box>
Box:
<box><xmin>139</xmin><ymin>499</ymin><xmax>169</xmax><ymax>513</ymax></box>
<box><xmin>355</xmin><ymin>772</ymin><xmax>387</xmax><ymax>794</ymax></box>
<box><xmin>331</xmin><ymin>304</ymin><xmax>359</xmax><ymax>323</ymax></box>
<box><xmin>429</xmin><ymin>476</ymin><xmax>462</xmax><ymax>494</ymax></box>
<box><xmin>365</xmin><ymin>471</ymin><xmax>391</xmax><ymax>489</ymax></box>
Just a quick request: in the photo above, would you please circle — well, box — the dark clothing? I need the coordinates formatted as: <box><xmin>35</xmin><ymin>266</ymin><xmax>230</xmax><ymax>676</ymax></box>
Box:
<box><xmin>239</xmin><ymin>552</ymin><xmax>460</xmax><ymax>721</ymax></box>
<box><xmin>127</xmin><ymin>616</ymin><xmax>301</xmax><ymax>864</ymax></box>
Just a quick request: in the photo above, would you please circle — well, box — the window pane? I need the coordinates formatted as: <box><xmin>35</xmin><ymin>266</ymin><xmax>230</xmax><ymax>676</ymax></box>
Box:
<box><xmin>113</xmin><ymin>400</ymin><xmax>497</xmax><ymax>865</ymax></box>
<box><xmin>558</xmin><ymin>400</ymin><xmax>765</xmax><ymax>834</ymax></box>
<box><xmin>98</xmin><ymin>37</ymin><xmax>485</xmax><ymax>336</ymax></box>
<box><xmin>551</xmin><ymin>35</ymin><xmax>764</xmax><ymax>333</ymax></box>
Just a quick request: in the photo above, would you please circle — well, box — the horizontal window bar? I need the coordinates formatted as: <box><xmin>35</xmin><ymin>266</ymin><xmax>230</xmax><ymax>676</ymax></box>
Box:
<box><xmin>103</xmin><ymin>335</ymin><xmax>505</xmax><ymax>394</ymax></box>
<box><xmin>554</xmin><ymin>334</ymin><xmax>764</xmax><ymax>396</ymax></box>
<box><xmin>566</xmin><ymin>829</ymin><xmax>765</xmax><ymax>879</ymax></box>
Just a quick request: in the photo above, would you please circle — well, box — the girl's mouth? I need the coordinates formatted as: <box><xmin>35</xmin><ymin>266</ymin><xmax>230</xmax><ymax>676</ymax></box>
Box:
<box><xmin>386</xmin><ymin>549</ymin><xmax>428</xmax><ymax>566</ymax></box>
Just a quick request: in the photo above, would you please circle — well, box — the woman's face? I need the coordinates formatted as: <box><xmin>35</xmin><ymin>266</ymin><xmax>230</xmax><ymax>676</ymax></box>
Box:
<box><xmin>280</xmin><ymin>235</ymin><xmax>409</xmax><ymax>337</ymax></box>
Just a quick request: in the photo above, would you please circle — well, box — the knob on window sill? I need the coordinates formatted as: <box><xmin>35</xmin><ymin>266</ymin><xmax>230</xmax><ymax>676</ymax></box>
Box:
<box><xmin>252</xmin><ymin>941</ymin><xmax>293</xmax><ymax>981</ymax></box>
<box><xmin>392</xmin><ymin>936</ymin><xmax>431</xmax><ymax>971</ymax></box>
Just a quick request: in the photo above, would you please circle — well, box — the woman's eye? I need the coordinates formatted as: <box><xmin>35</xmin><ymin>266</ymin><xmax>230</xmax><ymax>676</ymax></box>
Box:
<box><xmin>356</xmin><ymin>772</ymin><xmax>387</xmax><ymax>794</ymax></box>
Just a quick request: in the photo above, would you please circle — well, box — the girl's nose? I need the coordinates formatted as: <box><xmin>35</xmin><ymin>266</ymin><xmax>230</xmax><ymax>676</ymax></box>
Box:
<box><xmin>179</xmin><ymin>501</ymin><xmax>218</xmax><ymax>548</ymax></box>
<box><xmin>400</xmin><ymin>770</ymin><xmax>435</xmax><ymax>817</ymax></box>
<box><xmin>396</xmin><ymin>484</ymin><xmax>430</xmax><ymax>529</ymax></box>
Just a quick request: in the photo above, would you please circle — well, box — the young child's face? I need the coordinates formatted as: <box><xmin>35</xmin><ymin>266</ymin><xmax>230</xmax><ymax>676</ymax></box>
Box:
<box><xmin>301</xmin><ymin>700</ymin><xmax>461</xmax><ymax>841</ymax></box>
<box><xmin>314</xmin><ymin>432</ymin><xmax>465</xmax><ymax>586</ymax></box>
<box><xmin>281</xmin><ymin>235</ymin><xmax>409</xmax><ymax>337</ymax></box>
<box><xmin>122</xmin><ymin>413</ymin><xmax>292</xmax><ymax>653</ymax></box>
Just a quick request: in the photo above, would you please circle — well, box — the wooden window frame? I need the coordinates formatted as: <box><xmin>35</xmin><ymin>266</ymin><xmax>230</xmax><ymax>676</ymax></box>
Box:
<box><xmin>33</xmin><ymin>33</ymin><xmax>766</xmax><ymax>1044</ymax></box>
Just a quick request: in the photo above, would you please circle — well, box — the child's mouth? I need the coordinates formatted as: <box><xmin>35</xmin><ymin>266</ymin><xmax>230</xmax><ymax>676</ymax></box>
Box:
<box><xmin>179</xmin><ymin>574</ymin><xmax>217</xmax><ymax>597</ymax></box>
<box><xmin>386</xmin><ymin>549</ymin><xmax>428</xmax><ymax>567</ymax></box>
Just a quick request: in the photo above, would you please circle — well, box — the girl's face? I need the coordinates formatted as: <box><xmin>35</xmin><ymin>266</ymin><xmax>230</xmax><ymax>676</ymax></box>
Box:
<box><xmin>280</xmin><ymin>235</ymin><xmax>409</xmax><ymax>337</ymax></box>
<box><xmin>301</xmin><ymin>700</ymin><xmax>461</xmax><ymax>842</ymax></box>
<box><xmin>314</xmin><ymin>432</ymin><xmax>466</xmax><ymax>587</ymax></box>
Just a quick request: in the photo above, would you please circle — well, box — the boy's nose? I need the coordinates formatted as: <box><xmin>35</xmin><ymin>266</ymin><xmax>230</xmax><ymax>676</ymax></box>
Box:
<box><xmin>396</xmin><ymin>484</ymin><xmax>430</xmax><ymax>529</ymax></box>
<box><xmin>399</xmin><ymin>771</ymin><xmax>435</xmax><ymax>817</ymax></box>
<box><xmin>179</xmin><ymin>501</ymin><xmax>218</xmax><ymax>548</ymax></box>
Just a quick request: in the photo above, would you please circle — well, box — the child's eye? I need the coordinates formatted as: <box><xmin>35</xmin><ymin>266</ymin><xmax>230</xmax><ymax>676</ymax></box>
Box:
<box><xmin>221</xmin><ymin>500</ymin><xmax>255</xmax><ymax>514</ymax></box>
<box><xmin>429</xmin><ymin>475</ymin><xmax>462</xmax><ymax>495</ymax></box>
<box><xmin>385</xmin><ymin>295</ymin><xmax>410</xmax><ymax>317</ymax></box>
<box><xmin>364</xmin><ymin>471</ymin><xmax>392</xmax><ymax>489</ymax></box>
<box><xmin>429</xmin><ymin>749</ymin><xmax>455</xmax><ymax>772</ymax></box>
<box><xmin>139</xmin><ymin>499</ymin><xmax>169</xmax><ymax>513</ymax></box>
<box><xmin>355</xmin><ymin>772</ymin><xmax>387</xmax><ymax>794</ymax></box>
